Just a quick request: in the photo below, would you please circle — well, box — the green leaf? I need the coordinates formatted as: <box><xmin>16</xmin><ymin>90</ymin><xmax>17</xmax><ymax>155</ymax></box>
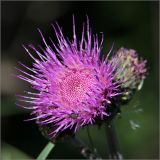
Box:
<box><xmin>37</xmin><ymin>142</ymin><xmax>55</xmax><ymax>160</ymax></box>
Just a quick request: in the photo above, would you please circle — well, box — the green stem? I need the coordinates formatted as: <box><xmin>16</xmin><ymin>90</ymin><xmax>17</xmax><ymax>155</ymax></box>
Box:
<box><xmin>37</xmin><ymin>141</ymin><xmax>55</xmax><ymax>160</ymax></box>
<box><xmin>105</xmin><ymin>121</ymin><xmax>123</xmax><ymax>159</ymax></box>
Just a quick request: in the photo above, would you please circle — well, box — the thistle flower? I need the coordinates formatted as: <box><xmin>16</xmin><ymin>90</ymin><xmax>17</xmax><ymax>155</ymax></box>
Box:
<box><xmin>111</xmin><ymin>47</ymin><xmax>147</xmax><ymax>102</ymax></box>
<box><xmin>16</xmin><ymin>18</ymin><xmax>120</xmax><ymax>138</ymax></box>
<box><xmin>17</xmin><ymin>19</ymin><xmax>119</xmax><ymax>137</ymax></box>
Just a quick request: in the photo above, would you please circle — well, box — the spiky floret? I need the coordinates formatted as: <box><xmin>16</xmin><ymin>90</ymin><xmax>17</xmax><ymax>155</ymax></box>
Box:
<box><xmin>17</xmin><ymin>18</ymin><xmax>119</xmax><ymax>137</ymax></box>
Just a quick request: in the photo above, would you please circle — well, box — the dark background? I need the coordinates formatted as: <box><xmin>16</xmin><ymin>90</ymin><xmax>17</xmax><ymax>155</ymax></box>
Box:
<box><xmin>1</xmin><ymin>1</ymin><xmax>159</xmax><ymax>159</ymax></box>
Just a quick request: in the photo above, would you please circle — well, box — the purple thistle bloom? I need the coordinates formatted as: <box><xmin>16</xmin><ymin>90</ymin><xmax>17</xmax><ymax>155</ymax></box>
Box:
<box><xmin>17</xmin><ymin>17</ymin><xmax>120</xmax><ymax>137</ymax></box>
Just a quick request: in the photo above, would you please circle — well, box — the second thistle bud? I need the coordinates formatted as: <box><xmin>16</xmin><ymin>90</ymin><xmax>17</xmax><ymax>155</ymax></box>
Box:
<box><xmin>111</xmin><ymin>47</ymin><xmax>147</xmax><ymax>103</ymax></box>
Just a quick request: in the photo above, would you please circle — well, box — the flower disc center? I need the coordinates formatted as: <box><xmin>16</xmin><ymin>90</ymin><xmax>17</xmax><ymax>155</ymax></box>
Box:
<box><xmin>59</xmin><ymin>68</ymin><xmax>96</xmax><ymax>106</ymax></box>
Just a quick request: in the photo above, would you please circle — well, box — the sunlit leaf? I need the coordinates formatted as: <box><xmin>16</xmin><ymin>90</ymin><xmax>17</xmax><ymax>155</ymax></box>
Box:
<box><xmin>2</xmin><ymin>142</ymin><xmax>31</xmax><ymax>160</ymax></box>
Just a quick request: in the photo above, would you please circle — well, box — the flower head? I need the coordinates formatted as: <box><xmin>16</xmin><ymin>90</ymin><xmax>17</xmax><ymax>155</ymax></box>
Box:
<box><xmin>17</xmin><ymin>17</ymin><xmax>120</xmax><ymax>138</ymax></box>
<box><xmin>110</xmin><ymin>47</ymin><xmax>147</xmax><ymax>102</ymax></box>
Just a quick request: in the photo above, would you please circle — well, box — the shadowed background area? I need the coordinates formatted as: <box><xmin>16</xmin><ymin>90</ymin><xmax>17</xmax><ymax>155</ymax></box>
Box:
<box><xmin>1</xmin><ymin>1</ymin><xmax>159</xmax><ymax>159</ymax></box>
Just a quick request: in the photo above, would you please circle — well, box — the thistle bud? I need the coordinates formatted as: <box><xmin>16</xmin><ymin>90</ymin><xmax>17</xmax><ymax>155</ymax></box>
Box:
<box><xmin>111</xmin><ymin>47</ymin><xmax>147</xmax><ymax>102</ymax></box>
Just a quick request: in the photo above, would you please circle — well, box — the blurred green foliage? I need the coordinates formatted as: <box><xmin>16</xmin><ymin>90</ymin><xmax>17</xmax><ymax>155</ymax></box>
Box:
<box><xmin>2</xmin><ymin>142</ymin><xmax>31</xmax><ymax>159</ymax></box>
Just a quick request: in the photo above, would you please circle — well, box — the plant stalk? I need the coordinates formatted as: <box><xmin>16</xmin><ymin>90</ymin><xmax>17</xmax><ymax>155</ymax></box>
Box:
<box><xmin>105</xmin><ymin>121</ymin><xmax>123</xmax><ymax>160</ymax></box>
<box><xmin>37</xmin><ymin>141</ymin><xmax>55</xmax><ymax>160</ymax></box>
